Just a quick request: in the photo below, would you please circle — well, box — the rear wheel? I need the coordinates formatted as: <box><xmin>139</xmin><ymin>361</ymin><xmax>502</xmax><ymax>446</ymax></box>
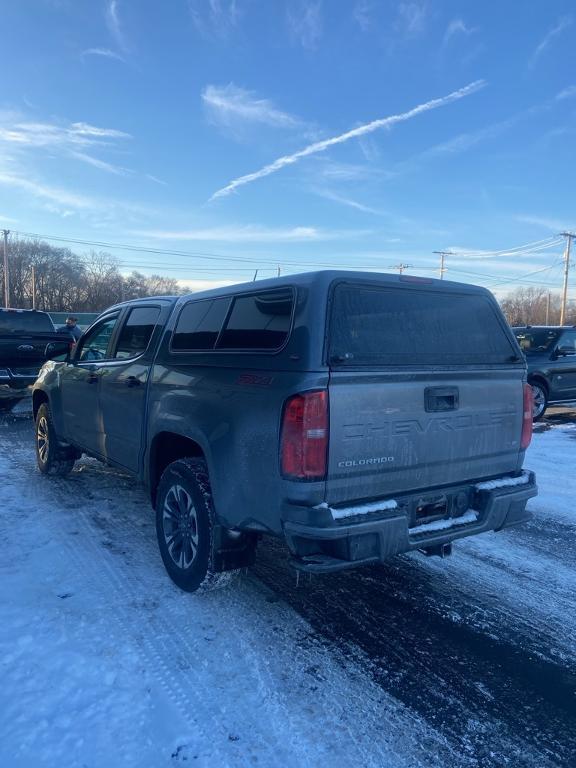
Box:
<box><xmin>35</xmin><ymin>403</ymin><xmax>76</xmax><ymax>476</ymax></box>
<box><xmin>155</xmin><ymin>458</ymin><xmax>238</xmax><ymax>593</ymax></box>
<box><xmin>530</xmin><ymin>381</ymin><xmax>548</xmax><ymax>421</ymax></box>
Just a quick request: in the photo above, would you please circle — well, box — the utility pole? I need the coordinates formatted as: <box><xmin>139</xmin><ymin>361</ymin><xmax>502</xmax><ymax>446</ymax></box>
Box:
<box><xmin>545</xmin><ymin>291</ymin><xmax>550</xmax><ymax>325</ymax></box>
<box><xmin>432</xmin><ymin>250</ymin><xmax>453</xmax><ymax>280</ymax></box>
<box><xmin>32</xmin><ymin>265</ymin><xmax>36</xmax><ymax>309</ymax></box>
<box><xmin>559</xmin><ymin>232</ymin><xmax>574</xmax><ymax>326</ymax></box>
<box><xmin>389</xmin><ymin>263</ymin><xmax>412</xmax><ymax>274</ymax></box>
<box><xmin>253</xmin><ymin>269</ymin><xmax>259</xmax><ymax>281</ymax></box>
<box><xmin>2</xmin><ymin>229</ymin><xmax>9</xmax><ymax>307</ymax></box>
<box><xmin>277</xmin><ymin>265</ymin><xmax>281</xmax><ymax>277</ymax></box>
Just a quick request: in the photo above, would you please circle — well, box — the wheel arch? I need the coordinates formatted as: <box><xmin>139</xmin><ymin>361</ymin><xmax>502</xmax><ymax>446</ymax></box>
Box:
<box><xmin>148</xmin><ymin>431</ymin><xmax>206</xmax><ymax>507</ymax></box>
<box><xmin>32</xmin><ymin>389</ymin><xmax>49</xmax><ymax>420</ymax></box>
<box><xmin>527</xmin><ymin>374</ymin><xmax>549</xmax><ymax>393</ymax></box>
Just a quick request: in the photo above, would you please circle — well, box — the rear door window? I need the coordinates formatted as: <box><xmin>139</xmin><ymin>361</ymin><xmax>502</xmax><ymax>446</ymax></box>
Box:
<box><xmin>171</xmin><ymin>298</ymin><xmax>230</xmax><ymax>351</ymax></box>
<box><xmin>114</xmin><ymin>306</ymin><xmax>161</xmax><ymax>359</ymax></box>
<box><xmin>329</xmin><ymin>284</ymin><xmax>517</xmax><ymax>366</ymax></box>
<box><xmin>217</xmin><ymin>289</ymin><xmax>294</xmax><ymax>350</ymax></box>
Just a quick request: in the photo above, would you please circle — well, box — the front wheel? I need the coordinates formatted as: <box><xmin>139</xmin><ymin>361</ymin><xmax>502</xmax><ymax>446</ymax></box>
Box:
<box><xmin>530</xmin><ymin>382</ymin><xmax>548</xmax><ymax>421</ymax></box>
<box><xmin>35</xmin><ymin>403</ymin><xmax>76</xmax><ymax>476</ymax></box>
<box><xmin>155</xmin><ymin>458</ymin><xmax>237</xmax><ymax>593</ymax></box>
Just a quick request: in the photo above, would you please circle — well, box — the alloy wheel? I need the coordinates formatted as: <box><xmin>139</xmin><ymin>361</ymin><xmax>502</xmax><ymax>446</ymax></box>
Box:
<box><xmin>37</xmin><ymin>415</ymin><xmax>49</xmax><ymax>464</ymax></box>
<box><xmin>531</xmin><ymin>384</ymin><xmax>546</xmax><ymax>419</ymax></box>
<box><xmin>162</xmin><ymin>484</ymin><xmax>199</xmax><ymax>569</ymax></box>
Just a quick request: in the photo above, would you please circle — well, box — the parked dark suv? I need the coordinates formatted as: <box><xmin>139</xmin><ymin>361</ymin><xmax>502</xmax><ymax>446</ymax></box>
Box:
<box><xmin>513</xmin><ymin>326</ymin><xmax>576</xmax><ymax>419</ymax></box>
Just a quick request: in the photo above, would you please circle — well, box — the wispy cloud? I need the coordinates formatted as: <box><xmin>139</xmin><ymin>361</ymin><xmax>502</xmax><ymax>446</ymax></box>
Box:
<box><xmin>314</xmin><ymin>189</ymin><xmax>387</xmax><ymax>216</ymax></box>
<box><xmin>529</xmin><ymin>16</ymin><xmax>572</xmax><ymax>68</ymax></box>
<box><xmin>130</xmin><ymin>225</ymin><xmax>370</xmax><ymax>243</ymax></box>
<box><xmin>105</xmin><ymin>0</ymin><xmax>128</xmax><ymax>52</ymax></box>
<box><xmin>0</xmin><ymin>169</ymin><xmax>157</xmax><ymax>222</ymax></box>
<box><xmin>516</xmin><ymin>214</ymin><xmax>575</xmax><ymax>233</ymax></box>
<box><xmin>0</xmin><ymin>116</ymin><xmax>131</xmax><ymax>149</ymax></box>
<box><xmin>202</xmin><ymin>84</ymin><xmax>303</xmax><ymax>135</ymax></box>
<box><xmin>287</xmin><ymin>0</ymin><xmax>323</xmax><ymax>50</ymax></box>
<box><xmin>353</xmin><ymin>0</ymin><xmax>373</xmax><ymax>32</ymax></box>
<box><xmin>318</xmin><ymin>161</ymin><xmax>375</xmax><ymax>181</ymax></box>
<box><xmin>70</xmin><ymin>151</ymin><xmax>130</xmax><ymax>176</ymax></box>
<box><xmin>82</xmin><ymin>47</ymin><xmax>125</xmax><ymax>62</ymax></box>
<box><xmin>443</xmin><ymin>18</ymin><xmax>474</xmax><ymax>46</ymax></box>
<box><xmin>0</xmin><ymin>172</ymin><xmax>94</xmax><ymax>211</ymax></box>
<box><xmin>395</xmin><ymin>2</ymin><xmax>427</xmax><ymax>38</ymax></box>
<box><xmin>189</xmin><ymin>0</ymin><xmax>240</xmax><ymax>40</ymax></box>
<box><xmin>209</xmin><ymin>80</ymin><xmax>487</xmax><ymax>200</ymax></box>
<box><xmin>556</xmin><ymin>85</ymin><xmax>576</xmax><ymax>101</ymax></box>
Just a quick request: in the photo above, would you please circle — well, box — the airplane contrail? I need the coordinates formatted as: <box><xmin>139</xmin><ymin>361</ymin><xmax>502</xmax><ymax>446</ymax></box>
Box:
<box><xmin>209</xmin><ymin>79</ymin><xmax>487</xmax><ymax>201</ymax></box>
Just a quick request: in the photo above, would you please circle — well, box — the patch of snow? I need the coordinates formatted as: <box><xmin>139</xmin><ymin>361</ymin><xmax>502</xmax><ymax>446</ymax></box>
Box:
<box><xmin>0</xmin><ymin>416</ymin><xmax>454</xmax><ymax>768</ymax></box>
<box><xmin>409</xmin><ymin>510</ymin><xmax>478</xmax><ymax>536</ymax></box>
<box><xmin>475</xmin><ymin>471</ymin><xmax>530</xmax><ymax>491</ymax></box>
<box><xmin>319</xmin><ymin>499</ymin><xmax>398</xmax><ymax>521</ymax></box>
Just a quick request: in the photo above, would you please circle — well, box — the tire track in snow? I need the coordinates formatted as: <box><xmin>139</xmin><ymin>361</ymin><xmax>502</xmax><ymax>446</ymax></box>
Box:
<box><xmin>254</xmin><ymin>537</ymin><xmax>576</xmax><ymax>768</ymax></box>
<box><xmin>2</xmin><ymin>414</ymin><xmax>457</xmax><ymax>768</ymax></box>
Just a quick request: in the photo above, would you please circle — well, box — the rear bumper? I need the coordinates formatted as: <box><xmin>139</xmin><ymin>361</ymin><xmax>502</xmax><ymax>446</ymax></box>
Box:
<box><xmin>283</xmin><ymin>472</ymin><xmax>538</xmax><ymax>573</ymax></box>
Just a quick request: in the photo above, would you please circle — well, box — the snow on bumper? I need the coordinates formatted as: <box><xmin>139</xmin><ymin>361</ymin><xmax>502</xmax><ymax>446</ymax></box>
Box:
<box><xmin>283</xmin><ymin>472</ymin><xmax>538</xmax><ymax>573</ymax></box>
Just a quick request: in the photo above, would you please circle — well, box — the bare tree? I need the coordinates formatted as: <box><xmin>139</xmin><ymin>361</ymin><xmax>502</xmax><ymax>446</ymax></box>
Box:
<box><xmin>499</xmin><ymin>287</ymin><xmax>563</xmax><ymax>326</ymax></box>
<box><xmin>1</xmin><ymin>237</ymin><xmax>187</xmax><ymax>312</ymax></box>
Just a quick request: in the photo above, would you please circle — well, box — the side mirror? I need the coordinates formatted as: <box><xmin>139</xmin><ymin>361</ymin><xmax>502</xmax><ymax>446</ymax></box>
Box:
<box><xmin>44</xmin><ymin>341</ymin><xmax>71</xmax><ymax>361</ymax></box>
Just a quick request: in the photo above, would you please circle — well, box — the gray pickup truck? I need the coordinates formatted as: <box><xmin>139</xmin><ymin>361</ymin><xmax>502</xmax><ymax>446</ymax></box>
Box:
<box><xmin>32</xmin><ymin>271</ymin><xmax>537</xmax><ymax>592</ymax></box>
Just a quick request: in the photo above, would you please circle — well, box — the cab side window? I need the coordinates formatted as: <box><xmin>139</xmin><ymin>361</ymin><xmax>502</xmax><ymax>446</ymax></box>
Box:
<box><xmin>77</xmin><ymin>315</ymin><xmax>119</xmax><ymax>362</ymax></box>
<box><xmin>559</xmin><ymin>331</ymin><xmax>576</xmax><ymax>353</ymax></box>
<box><xmin>114</xmin><ymin>307</ymin><xmax>161</xmax><ymax>359</ymax></box>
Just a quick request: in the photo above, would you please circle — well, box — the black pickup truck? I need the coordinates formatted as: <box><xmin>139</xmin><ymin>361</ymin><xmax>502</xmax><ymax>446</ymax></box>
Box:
<box><xmin>0</xmin><ymin>308</ymin><xmax>70</xmax><ymax>412</ymax></box>
<box><xmin>32</xmin><ymin>271</ymin><xmax>537</xmax><ymax>593</ymax></box>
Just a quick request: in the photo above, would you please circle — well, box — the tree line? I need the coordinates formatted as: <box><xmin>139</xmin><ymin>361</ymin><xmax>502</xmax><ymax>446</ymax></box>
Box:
<box><xmin>1</xmin><ymin>236</ymin><xmax>185</xmax><ymax>312</ymax></box>
<box><xmin>499</xmin><ymin>286</ymin><xmax>576</xmax><ymax>327</ymax></box>
<box><xmin>2</xmin><ymin>236</ymin><xmax>574</xmax><ymax>325</ymax></box>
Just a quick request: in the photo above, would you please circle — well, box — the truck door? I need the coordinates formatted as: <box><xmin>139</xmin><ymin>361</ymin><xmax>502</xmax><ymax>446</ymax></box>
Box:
<box><xmin>59</xmin><ymin>313</ymin><xmax>121</xmax><ymax>456</ymax></box>
<box><xmin>97</xmin><ymin>306</ymin><xmax>162</xmax><ymax>472</ymax></box>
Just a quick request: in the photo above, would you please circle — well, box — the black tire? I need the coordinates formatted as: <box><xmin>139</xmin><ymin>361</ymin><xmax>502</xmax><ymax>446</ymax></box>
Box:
<box><xmin>0</xmin><ymin>397</ymin><xmax>21</xmax><ymax>413</ymax></box>
<box><xmin>530</xmin><ymin>381</ymin><xmax>548</xmax><ymax>421</ymax></box>
<box><xmin>155</xmin><ymin>458</ymin><xmax>237</xmax><ymax>593</ymax></box>
<box><xmin>35</xmin><ymin>403</ymin><xmax>76</xmax><ymax>476</ymax></box>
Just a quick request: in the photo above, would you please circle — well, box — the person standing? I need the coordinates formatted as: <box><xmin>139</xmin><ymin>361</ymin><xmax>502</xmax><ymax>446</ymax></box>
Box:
<box><xmin>59</xmin><ymin>315</ymin><xmax>82</xmax><ymax>342</ymax></box>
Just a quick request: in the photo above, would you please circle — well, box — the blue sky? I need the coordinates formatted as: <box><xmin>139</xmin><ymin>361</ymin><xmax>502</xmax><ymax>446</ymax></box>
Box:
<box><xmin>0</xmin><ymin>0</ymin><xmax>575</xmax><ymax>297</ymax></box>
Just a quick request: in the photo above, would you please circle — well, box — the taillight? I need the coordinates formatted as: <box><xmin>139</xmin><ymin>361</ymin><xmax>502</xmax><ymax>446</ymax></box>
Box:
<box><xmin>521</xmin><ymin>383</ymin><xmax>533</xmax><ymax>450</ymax></box>
<box><xmin>281</xmin><ymin>390</ymin><xmax>329</xmax><ymax>480</ymax></box>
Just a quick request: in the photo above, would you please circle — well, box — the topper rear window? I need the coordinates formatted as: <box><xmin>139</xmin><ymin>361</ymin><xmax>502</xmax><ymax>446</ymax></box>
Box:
<box><xmin>329</xmin><ymin>284</ymin><xmax>518</xmax><ymax>366</ymax></box>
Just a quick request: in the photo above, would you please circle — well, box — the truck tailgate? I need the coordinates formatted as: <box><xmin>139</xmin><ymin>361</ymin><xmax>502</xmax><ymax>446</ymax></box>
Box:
<box><xmin>326</xmin><ymin>368</ymin><xmax>524</xmax><ymax>505</ymax></box>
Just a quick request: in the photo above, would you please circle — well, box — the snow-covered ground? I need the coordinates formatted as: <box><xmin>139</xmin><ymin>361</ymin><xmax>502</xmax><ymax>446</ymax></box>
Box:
<box><xmin>1</xmin><ymin>406</ymin><xmax>575</xmax><ymax>768</ymax></box>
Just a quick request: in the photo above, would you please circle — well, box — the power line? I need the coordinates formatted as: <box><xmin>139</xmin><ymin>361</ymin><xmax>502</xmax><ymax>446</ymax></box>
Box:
<box><xmin>8</xmin><ymin>227</ymin><xmax>574</xmax><ymax>294</ymax></box>
<box><xmin>448</xmin><ymin>236</ymin><xmax>563</xmax><ymax>259</ymax></box>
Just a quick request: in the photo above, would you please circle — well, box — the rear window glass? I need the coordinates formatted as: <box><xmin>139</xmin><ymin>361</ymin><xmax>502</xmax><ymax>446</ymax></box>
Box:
<box><xmin>329</xmin><ymin>284</ymin><xmax>517</xmax><ymax>366</ymax></box>
<box><xmin>514</xmin><ymin>329</ymin><xmax>560</xmax><ymax>354</ymax></box>
<box><xmin>171</xmin><ymin>298</ymin><xmax>230</xmax><ymax>351</ymax></box>
<box><xmin>0</xmin><ymin>311</ymin><xmax>54</xmax><ymax>333</ymax></box>
<box><xmin>114</xmin><ymin>307</ymin><xmax>161</xmax><ymax>359</ymax></box>
<box><xmin>217</xmin><ymin>289</ymin><xmax>294</xmax><ymax>350</ymax></box>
